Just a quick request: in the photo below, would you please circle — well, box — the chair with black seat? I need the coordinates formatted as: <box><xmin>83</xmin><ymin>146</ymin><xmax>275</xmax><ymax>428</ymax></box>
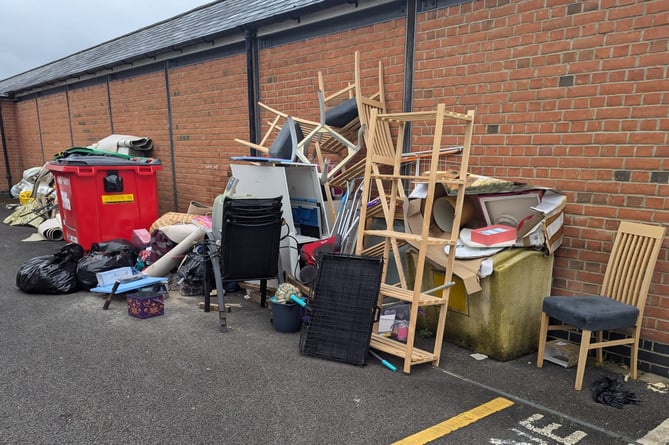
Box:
<box><xmin>218</xmin><ymin>196</ymin><xmax>284</xmax><ymax>309</ymax></box>
<box><xmin>202</xmin><ymin>193</ymin><xmax>284</xmax><ymax>331</ymax></box>
<box><xmin>234</xmin><ymin>115</ymin><xmax>305</xmax><ymax>162</ymax></box>
<box><xmin>536</xmin><ymin>220</ymin><xmax>666</xmax><ymax>390</ymax></box>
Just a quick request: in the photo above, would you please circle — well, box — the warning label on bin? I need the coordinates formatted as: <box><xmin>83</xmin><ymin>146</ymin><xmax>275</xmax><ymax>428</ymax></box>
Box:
<box><xmin>102</xmin><ymin>194</ymin><xmax>135</xmax><ymax>204</ymax></box>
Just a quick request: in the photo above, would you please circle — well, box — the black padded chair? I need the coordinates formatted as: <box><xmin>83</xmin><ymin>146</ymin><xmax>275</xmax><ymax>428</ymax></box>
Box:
<box><xmin>204</xmin><ymin>196</ymin><xmax>284</xmax><ymax>332</ymax></box>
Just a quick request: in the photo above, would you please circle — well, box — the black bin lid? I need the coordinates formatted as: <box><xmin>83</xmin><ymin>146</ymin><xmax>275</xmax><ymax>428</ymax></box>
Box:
<box><xmin>49</xmin><ymin>155</ymin><xmax>161</xmax><ymax>167</ymax></box>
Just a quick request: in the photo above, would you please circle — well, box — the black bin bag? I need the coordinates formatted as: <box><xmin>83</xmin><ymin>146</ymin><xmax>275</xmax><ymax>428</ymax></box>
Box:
<box><xmin>16</xmin><ymin>243</ymin><xmax>85</xmax><ymax>294</ymax></box>
<box><xmin>76</xmin><ymin>239</ymin><xmax>138</xmax><ymax>290</ymax></box>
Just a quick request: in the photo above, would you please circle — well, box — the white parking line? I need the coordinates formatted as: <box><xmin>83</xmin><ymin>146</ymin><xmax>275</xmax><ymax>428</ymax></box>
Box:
<box><xmin>635</xmin><ymin>418</ymin><xmax>669</xmax><ymax>445</ymax></box>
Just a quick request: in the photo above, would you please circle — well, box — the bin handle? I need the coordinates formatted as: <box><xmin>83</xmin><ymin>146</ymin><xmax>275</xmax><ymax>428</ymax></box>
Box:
<box><xmin>73</xmin><ymin>167</ymin><xmax>96</xmax><ymax>176</ymax></box>
<box><xmin>135</xmin><ymin>166</ymin><xmax>158</xmax><ymax>175</ymax></box>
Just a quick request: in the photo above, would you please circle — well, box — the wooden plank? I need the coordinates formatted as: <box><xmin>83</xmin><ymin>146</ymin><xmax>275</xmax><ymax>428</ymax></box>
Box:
<box><xmin>198</xmin><ymin>302</ymin><xmax>242</xmax><ymax>312</ymax></box>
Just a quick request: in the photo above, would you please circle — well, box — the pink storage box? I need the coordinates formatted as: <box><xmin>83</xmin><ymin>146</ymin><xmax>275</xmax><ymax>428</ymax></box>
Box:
<box><xmin>471</xmin><ymin>225</ymin><xmax>517</xmax><ymax>245</ymax></box>
<box><xmin>131</xmin><ymin>228</ymin><xmax>151</xmax><ymax>249</ymax></box>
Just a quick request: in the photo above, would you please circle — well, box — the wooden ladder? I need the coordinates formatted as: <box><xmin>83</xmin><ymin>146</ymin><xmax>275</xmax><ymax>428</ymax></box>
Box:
<box><xmin>354</xmin><ymin>104</ymin><xmax>475</xmax><ymax>373</ymax></box>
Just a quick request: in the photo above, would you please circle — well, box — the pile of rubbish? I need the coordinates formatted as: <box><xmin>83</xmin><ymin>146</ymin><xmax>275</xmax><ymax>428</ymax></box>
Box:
<box><xmin>4</xmin><ymin>165</ymin><xmax>60</xmax><ymax>239</ymax></box>
<box><xmin>16</xmin><ymin>240</ymin><xmax>137</xmax><ymax>294</ymax></box>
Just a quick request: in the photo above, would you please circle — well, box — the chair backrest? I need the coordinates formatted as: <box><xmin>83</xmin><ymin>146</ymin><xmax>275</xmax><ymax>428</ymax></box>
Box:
<box><xmin>268</xmin><ymin>116</ymin><xmax>304</xmax><ymax>160</ymax></box>
<box><xmin>354</xmin><ymin>51</ymin><xmax>391</xmax><ymax>155</ymax></box>
<box><xmin>601</xmin><ymin>221</ymin><xmax>666</xmax><ymax>318</ymax></box>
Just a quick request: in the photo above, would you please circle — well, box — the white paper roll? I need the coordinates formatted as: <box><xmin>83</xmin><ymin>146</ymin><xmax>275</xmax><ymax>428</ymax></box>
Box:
<box><xmin>37</xmin><ymin>217</ymin><xmax>63</xmax><ymax>241</ymax></box>
<box><xmin>142</xmin><ymin>227</ymin><xmax>206</xmax><ymax>277</ymax></box>
<box><xmin>159</xmin><ymin>224</ymin><xmax>200</xmax><ymax>243</ymax></box>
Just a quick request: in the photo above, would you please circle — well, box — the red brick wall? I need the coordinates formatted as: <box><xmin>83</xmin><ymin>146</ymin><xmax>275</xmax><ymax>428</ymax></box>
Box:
<box><xmin>258</xmin><ymin>20</ymin><xmax>407</xmax><ymax>126</ymax></box>
<box><xmin>0</xmin><ymin>99</ymin><xmax>20</xmax><ymax>192</ymax></box>
<box><xmin>108</xmin><ymin>71</ymin><xmax>173</xmax><ymax>213</ymax></box>
<box><xmin>36</xmin><ymin>92</ymin><xmax>71</xmax><ymax>159</ymax></box>
<box><xmin>15</xmin><ymin>99</ymin><xmax>44</xmax><ymax>168</ymax></box>
<box><xmin>166</xmin><ymin>54</ymin><xmax>250</xmax><ymax>212</ymax></box>
<box><xmin>67</xmin><ymin>83</ymin><xmax>112</xmax><ymax>148</ymax></box>
<box><xmin>413</xmin><ymin>0</ymin><xmax>669</xmax><ymax>344</ymax></box>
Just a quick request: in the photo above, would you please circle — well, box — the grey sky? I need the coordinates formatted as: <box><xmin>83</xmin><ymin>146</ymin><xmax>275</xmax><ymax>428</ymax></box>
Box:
<box><xmin>0</xmin><ymin>0</ymin><xmax>214</xmax><ymax>80</ymax></box>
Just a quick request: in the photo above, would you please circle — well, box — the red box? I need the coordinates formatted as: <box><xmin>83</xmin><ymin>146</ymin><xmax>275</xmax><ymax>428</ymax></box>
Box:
<box><xmin>471</xmin><ymin>224</ymin><xmax>517</xmax><ymax>245</ymax></box>
<box><xmin>47</xmin><ymin>157</ymin><xmax>161</xmax><ymax>250</ymax></box>
<box><xmin>127</xmin><ymin>285</ymin><xmax>166</xmax><ymax>319</ymax></box>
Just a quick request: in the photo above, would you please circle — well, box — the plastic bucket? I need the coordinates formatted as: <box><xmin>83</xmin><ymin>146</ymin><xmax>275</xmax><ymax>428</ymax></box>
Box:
<box><xmin>19</xmin><ymin>190</ymin><xmax>33</xmax><ymax>205</ymax></box>
<box><xmin>270</xmin><ymin>300</ymin><xmax>303</xmax><ymax>333</ymax></box>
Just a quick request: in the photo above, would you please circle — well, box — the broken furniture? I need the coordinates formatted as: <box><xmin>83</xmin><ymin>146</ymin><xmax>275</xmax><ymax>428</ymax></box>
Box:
<box><xmin>230</xmin><ymin>161</ymin><xmax>333</xmax><ymax>279</ymax></box>
<box><xmin>234</xmin><ymin>115</ymin><xmax>305</xmax><ymax>162</ymax></box>
<box><xmin>355</xmin><ymin>104</ymin><xmax>475</xmax><ymax>373</ymax></box>
<box><xmin>242</xmin><ymin>52</ymin><xmax>384</xmax><ymax>224</ymax></box>
<box><xmin>299</xmin><ymin>253</ymin><xmax>383</xmax><ymax>365</ymax></box>
<box><xmin>204</xmin><ymin>196</ymin><xmax>284</xmax><ymax>332</ymax></box>
<box><xmin>536</xmin><ymin>220</ymin><xmax>666</xmax><ymax>390</ymax></box>
<box><xmin>324</xmin><ymin>51</ymin><xmax>388</xmax><ymax>219</ymax></box>
<box><xmin>295</xmin><ymin>68</ymin><xmax>361</xmax><ymax>183</ymax></box>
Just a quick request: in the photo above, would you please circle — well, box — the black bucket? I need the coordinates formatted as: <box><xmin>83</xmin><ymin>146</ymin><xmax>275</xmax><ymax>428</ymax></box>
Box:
<box><xmin>270</xmin><ymin>300</ymin><xmax>303</xmax><ymax>333</ymax></box>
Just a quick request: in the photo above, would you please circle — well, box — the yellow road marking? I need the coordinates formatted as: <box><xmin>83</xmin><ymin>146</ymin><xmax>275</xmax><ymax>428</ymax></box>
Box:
<box><xmin>392</xmin><ymin>397</ymin><xmax>514</xmax><ymax>444</ymax></box>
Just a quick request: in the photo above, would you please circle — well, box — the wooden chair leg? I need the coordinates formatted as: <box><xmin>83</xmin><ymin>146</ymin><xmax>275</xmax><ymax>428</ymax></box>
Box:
<box><xmin>595</xmin><ymin>331</ymin><xmax>603</xmax><ymax>364</ymax></box>
<box><xmin>630</xmin><ymin>328</ymin><xmax>641</xmax><ymax>380</ymax></box>
<box><xmin>536</xmin><ymin>311</ymin><xmax>549</xmax><ymax>368</ymax></box>
<box><xmin>575</xmin><ymin>329</ymin><xmax>592</xmax><ymax>391</ymax></box>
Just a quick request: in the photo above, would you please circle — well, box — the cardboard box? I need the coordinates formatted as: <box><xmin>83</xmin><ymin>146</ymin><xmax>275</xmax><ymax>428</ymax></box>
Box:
<box><xmin>471</xmin><ymin>225</ymin><xmax>517</xmax><ymax>245</ymax></box>
<box><xmin>543</xmin><ymin>339</ymin><xmax>579</xmax><ymax>368</ymax></box>
<box><xmin>127</xmin><ymin>285</ymin><xmax>166</xmax><ymax>319</ymax></box>
<box><xmin>515</xmin><ymin>190</ymin><xmax>566</xmax><ymax>255</ymax></box>
<box><xmin>96</xmin><ymin>267</ymin><xmax>137</xmax><ymax>287</ymax></box>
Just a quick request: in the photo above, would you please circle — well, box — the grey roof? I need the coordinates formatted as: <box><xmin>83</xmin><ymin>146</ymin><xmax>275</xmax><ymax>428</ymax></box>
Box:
<box><xmin>0</xmin><ymin>0</ymin><xmax>330</xmax><ymax>96</ymax></box>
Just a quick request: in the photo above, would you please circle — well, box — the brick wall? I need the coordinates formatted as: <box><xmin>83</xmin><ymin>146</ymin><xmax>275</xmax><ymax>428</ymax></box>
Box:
<box><xmin>36</xmin><ymin>91</ymin><xmax>71</xmax><ymax>159</ymax></box>
<box><xmin>15</xmin><ymin>99</ymin><xmax>44</xmax><ymax>168</ymax></box>
<box><xmin>67</xmin><ymin>83</ymin><xmax>112</xmax><ymax>148</ymax></box>
<box><xmin>108</xmin><ymin>71</ymin><xmax>173</xmax><ymax>212</ymax></box>
<box><xmin>412</xmin><ymin>0</ymin><xmax>669</xmax><ymax>351</ymax></box>
<box><xmin>258</xmin><ymin>19</ymin><xmax>407</xmax><ymax>126</ymax></box>
<box><xmin>166</xmin><ymin>54</ymin><xmax>249</xmax><ymax>212</ymax></box>
<box><xmin>0</xmin><ymin>99</ymin><xmax>20</xmax><ymax>192</ymax></box>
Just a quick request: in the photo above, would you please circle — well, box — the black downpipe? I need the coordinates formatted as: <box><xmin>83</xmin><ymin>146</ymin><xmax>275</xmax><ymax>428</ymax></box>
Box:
<box><xmin>35</xmin><ymin>97</ymin><xmax>46</xmax><ymax>163</ymax></box>
<box><xmin>403</xmin><ymin>0</ymin><xmax>417</xmax><ymax>117</ymax></box>
<box><xmin>65</xmin><ymin>88</ymin><xmax>74</xmax><ymax>147</ymax></box>
<box><xmin>0</xmin><ymin>100</ymin><xmax>13</xmax><ymax>192</ymax></box>
<box><xmin>106</xmin><ymin>75</ymin><xmax>115</xmax><ymax>134</ymax></box>
<box><xmin>245</xmin><ymin>29</ymin><xmax>260</xmax><ymax>153</ymax></box>
<box><xmin>164</xmin><ymin>62</ymin><xmax>179</xmax><ymax>211</ymax></box>
<box><xmin>401</xmin><ymin>0</ymin><xmax>417</xmax><ymax>178</ymax></box>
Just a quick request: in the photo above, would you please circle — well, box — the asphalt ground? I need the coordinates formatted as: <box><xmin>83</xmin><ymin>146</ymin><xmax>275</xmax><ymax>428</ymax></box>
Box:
<box><xmin>1</xmin><ymin>203</ymin><xmax>668</xmax><ymax>445</ymax></box>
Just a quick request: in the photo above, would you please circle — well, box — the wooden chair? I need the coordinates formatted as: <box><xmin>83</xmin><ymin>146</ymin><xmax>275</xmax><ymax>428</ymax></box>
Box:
<box><xmin>234</xmin><ymin>114</ymin><xmax>306</xmax><ymax>162</ymax></box>
<box><xmin>296</xmin><ymin>74</ymin><xmax>361</xmax><ymax>177</ymax></box>
<box><xmin>536</xmin><ymin>221</ymin><xmax>666</xmax><ymax>390</ymax></box>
